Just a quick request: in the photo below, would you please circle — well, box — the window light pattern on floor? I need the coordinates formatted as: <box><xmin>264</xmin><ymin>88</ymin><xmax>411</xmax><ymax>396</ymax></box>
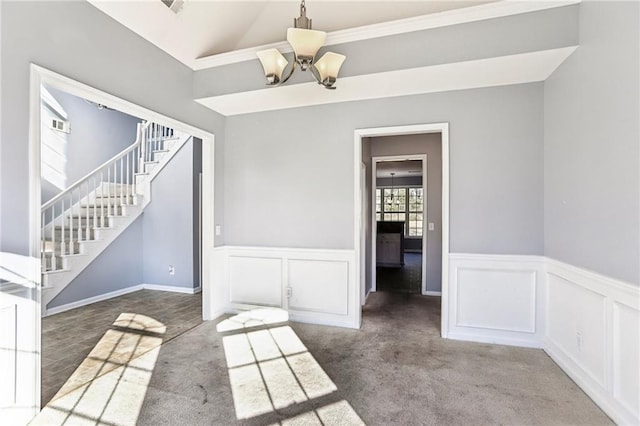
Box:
<box><xmin>220</xmin><ymin>309</ymin><xmax>364</xmax><ymax>424</ymax></box>
<box><xmin>32</xmin><ymin>313</ymin><xmax>165</xmax><ymax>426</ymax></box>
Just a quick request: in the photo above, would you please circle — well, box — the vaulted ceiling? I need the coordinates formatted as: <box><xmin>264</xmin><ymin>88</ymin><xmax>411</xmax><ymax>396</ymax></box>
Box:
<box><xmin>88</xmin><ymin>0</ymin><xmax>495</xmax><ymax>69</ymax></box>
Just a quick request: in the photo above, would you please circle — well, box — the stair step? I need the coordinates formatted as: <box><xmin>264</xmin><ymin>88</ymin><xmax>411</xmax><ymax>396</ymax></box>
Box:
<box><xmin>42</xmin><ymin>240</ymin><xmax>81</xmax><ymax>253</ymax></box>
<box><xmin>52</xmin><ymin>227</ymin><xmax>98</xmax><ymax>240</ymax></box>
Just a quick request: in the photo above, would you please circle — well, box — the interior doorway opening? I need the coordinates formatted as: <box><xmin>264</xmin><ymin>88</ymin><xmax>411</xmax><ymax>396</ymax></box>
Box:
<box><xmin>24</xmin><ymin>64</ymin><xmax>216</xmax><ymax>416</ymax></box>
<box><xmin>373</xmin><ymin>156</ymin><xmax>427</xmax><ymax>295</ymax></box>
<box><xmin>354</xmin><ymin>123</ymin><xmax>449</xmax><ymax>335</ymax></box>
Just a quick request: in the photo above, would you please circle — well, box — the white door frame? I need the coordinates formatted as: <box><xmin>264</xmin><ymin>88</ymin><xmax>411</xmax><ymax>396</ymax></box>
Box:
<box><xmin>27</xmin><ymin>64</ymin><xmax>216</xmax><ymax>413</ymax></box>
<box><xmin>354</xmin><ymin>123</ymin><xmax>449</xmax><ymax>337</ymax></box>
<box><xmin>371</xmin><ymin>154</ymin><xmax>428</xmax><ymax>294</ymax></box>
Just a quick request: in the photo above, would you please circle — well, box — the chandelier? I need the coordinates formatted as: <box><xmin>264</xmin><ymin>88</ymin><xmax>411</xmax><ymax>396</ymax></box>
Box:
<box><xmin>256</xmin><ymin>0</ymin><xmax>346</xmax><ymax>90</ymax></box>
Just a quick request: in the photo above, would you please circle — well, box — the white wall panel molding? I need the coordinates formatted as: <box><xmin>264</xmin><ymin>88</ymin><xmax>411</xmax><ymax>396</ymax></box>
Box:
<box><xmin>447</xmin><ymin>253</ymin><xmax>546</xmax><ymax>348</ymax></box>
<box><xmin>545</xmin><ymin>258</ymin><xmax>639</xmax><ymax>425</ymax></box>
<box><xmin>218</xmin><ymin>246</ymin><xmax>358</xmax><ymax>329</ymax></box>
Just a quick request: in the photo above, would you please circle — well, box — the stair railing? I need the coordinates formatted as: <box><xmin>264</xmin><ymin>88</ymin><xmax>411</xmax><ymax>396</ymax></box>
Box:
<box><xmin>41</xmin><ymin>120</ymin><xmax>174</xmax><ymax>272</ymax></box>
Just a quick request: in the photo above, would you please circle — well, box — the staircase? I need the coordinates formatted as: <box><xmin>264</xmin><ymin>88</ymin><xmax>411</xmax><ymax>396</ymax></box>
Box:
<box><xmin>40</xmin><ymin>121</ymin><xmax>191</xmax><ymax>312</ymax></box>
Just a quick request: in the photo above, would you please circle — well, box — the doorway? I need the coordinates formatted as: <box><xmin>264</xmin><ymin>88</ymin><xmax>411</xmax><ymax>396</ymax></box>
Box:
<box><xmin>373</xmin><ymin>156</ymin><xmax>427</xmax><ymax>294</ymax></box>
<box><xmin>21</xmin><ymin>64</ymin><xmax>216</xmax><ymax>416</ymax></box>
<box><xmin>353</xmin><ymin>123</ymin><xmax>449</xmax><ymax>336</ymax></box>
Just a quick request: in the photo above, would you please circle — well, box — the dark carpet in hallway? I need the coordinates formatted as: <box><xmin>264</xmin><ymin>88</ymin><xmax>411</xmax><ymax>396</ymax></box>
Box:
<box><xmin>376</xmin><ymin>252</ymin><xmax>422</xmax><ymax>293</ymax></box>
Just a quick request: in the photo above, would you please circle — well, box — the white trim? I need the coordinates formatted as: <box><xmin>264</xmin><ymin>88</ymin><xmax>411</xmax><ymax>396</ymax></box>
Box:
<box><xmin>192</xmin><ymin>0</ymin><xmax>580</xmax><ymax>69</ymax></box>
<box><xmin>354</xmin><ymin>123</ymin><xmax>450</xmax><ymax>337</ymax></box>
<box><xmin>196</xmin><ymin>47</ymin><xmax>577</xmax><ymax>116</ymax></box>
<box><xmin>44</xmin><ymin>283</ymin><xmax>202</xmax><ymax>317</ymax></box>
<box><xmin>218</xmin><ymin>246</ymin><xmax>359</xmax><ymax>329</ymax></box>
<box><xmin>139</xmin><ymin>283</ymin><xmax>201</xmax><ymax>294</ymax></box>
<box><xmin>425</xmin><ymin>291</ymin><xmax>442</xmax><ymax>296</ymax></box>
<box><xmin>448</xmin><ymin>253</ymin><xmax>546</xmax><ymax>346</ymax></box>
<box><xmin>544</xmin><ymin>258</ymin><xmax>639</xmax><ymax>425</ymax></box>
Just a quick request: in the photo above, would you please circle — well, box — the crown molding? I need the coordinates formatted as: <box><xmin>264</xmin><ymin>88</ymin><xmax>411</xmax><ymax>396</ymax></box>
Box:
<box><xmin>192</xmin><ymin>0</ymin><xmax>580</xmax><ymax>70</ymax></box>
<box><xmin>195</xmin><ymin>46</ymin><xmax>578</xmax><ymax>116</ymax></box>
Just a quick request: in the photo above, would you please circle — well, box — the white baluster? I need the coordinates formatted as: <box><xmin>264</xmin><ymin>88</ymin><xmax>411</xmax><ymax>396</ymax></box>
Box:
<box><xmin>60</xmin><ymin>198</ymin><xmax>65</xmax><ymax>257</ymax></box>
<box><xmin>107</xmin><ymin>167</ymin><xmax>111</xmax><ymax>219</ymax></box>
<box><xmin>93</xmin><ymin>176</ymin><xmax>97</xmax><ymax>237</ymax></box>
<box><xmin>41</xmin><ymin>212</ymin><xmax>45</xmax><ymax>272</ymax></box>
<box><xmin>68</xmin><ymin>192</ymin><xmax>74</xmax><ymax>255</ymax></box>
<box><xmin>100</xmin><ymin>171</ymin><xmax>105</xmax><ymax>228</ymax></box>
<box><xmin>120</xmin><ymin>157</ymin><xmax>124</xmax><ymax>209</ymax></box>
<box><xmin>85</xmin><ymin>181</ymin><xmax>90</xmax><ymax>241</ymax></box>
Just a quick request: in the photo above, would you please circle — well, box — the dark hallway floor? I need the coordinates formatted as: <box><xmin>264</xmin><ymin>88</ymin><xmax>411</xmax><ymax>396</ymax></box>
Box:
<box><xmin>376</xmin><ymin>252</ymin><xmax>422</xmax><ymax>293</ymax></box>
<box><xmin>41</xmin><ymin>290</ymin><xmax>202</xmax><ymax>406</ymax></box>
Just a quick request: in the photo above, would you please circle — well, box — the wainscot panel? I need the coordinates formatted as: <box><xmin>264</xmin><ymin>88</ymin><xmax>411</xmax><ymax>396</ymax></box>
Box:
<box><xmin>545</xmin><ymin>259</ymin><xmax>640</xmax><ymax>425</ymax></box>
<box><xmin>448</xmin><ymin>254</ymin><xmax>546</xmax><ymax>348</ymax></box>
<box><xmin>218</xmin><ymin>247</ymin><xmax>358</xmax><ymax>329</ymax></box>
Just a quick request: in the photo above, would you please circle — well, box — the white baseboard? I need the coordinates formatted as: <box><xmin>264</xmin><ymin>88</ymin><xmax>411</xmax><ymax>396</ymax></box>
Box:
<box><xmin>45</xmin><ymin>285</ymin><xmax>144</xmax><ymax>316</ymax></box>
<box><xmin>140</xmin><ymin>283</ymin><xmax>201</xmax><ymax>294</ymax></box>
<box><xmin>44</xmin><ymin>283</ymin><xmax>201</xmax><ymax>316</ymax></box>
<box><xmin>424</xmin><ymin>291</ymin><xmax>442</xmax><ymax>296</ymax></box>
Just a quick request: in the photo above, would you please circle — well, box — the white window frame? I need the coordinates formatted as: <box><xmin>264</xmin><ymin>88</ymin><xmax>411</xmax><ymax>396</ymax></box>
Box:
<box><xmin>375</xmin><ymin>185</ymin><xmax>424</xmax><ymax>238</ymax></box>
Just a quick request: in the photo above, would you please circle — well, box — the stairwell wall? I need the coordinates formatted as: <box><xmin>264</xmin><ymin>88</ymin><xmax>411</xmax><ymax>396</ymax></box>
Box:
<box><xmin>41</xmin><ymin>87</ymin><xmax>142</xmax><ymax>204</ymax></box>
<box><xmin>47</xmin><ymin>218</ymin><xmax>143</xmax><ymax>308</ymax></box>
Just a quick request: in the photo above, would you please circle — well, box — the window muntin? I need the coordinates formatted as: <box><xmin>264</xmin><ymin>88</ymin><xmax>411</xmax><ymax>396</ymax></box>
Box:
<box><xmin>375</xmin><ymin>186</ymin><xmax>423</xmax><ymax>237</ymax></box>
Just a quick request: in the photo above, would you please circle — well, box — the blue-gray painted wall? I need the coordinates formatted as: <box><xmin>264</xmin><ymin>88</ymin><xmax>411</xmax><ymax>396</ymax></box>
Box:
<box><xmin>41</xmin><ymin>87</ymin><xmax>141</xmax><ymax>203</ymax></box>
<box><xmin>544</xmin><ymin>1</ymin><xmax>639</xmax><ymax>285</ymax></box>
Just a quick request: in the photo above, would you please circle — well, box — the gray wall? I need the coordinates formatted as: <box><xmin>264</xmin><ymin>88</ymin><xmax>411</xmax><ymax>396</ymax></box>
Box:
<box><xmin>544</xmin><ymin>1</ymin><xmax>640</xmax><ymax>285</ymax></box>
<box><xmin>224</xmin><ymin>83</ymin><xmax>544</xmax><ymax>255</ymax></box>
<box><xmin>142</xmin><ymin>139</ymin><xmax>200</xmax><ymax>289</ymax></box>
<box><xmin>370</xmin><ymin>134</ymin><xmax>442</xmax><ymax>293</ymax></box>
<box><xmin>0</xmin><ymin>0</ymin><xmax>225</xmax><ymax>259</ymax></box>
<box><xmin>48</xmin><ymin>217</ymin><xmax>143</xmax><ymax>308</ymax></box>
<box><xmin>42</xmin><ymin>87</ymin><xmax>141</xmax><ymax>203</ymax></box>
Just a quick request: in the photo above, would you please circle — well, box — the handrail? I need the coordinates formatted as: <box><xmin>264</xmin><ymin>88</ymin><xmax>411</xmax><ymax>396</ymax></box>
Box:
<box><xmin>41</xmin><ymin>121</ymin><xmax>150</xmax><ymax>211</ymax></box>
<box><xmin>40</xmin><ymin>120</ymin><xmax>174</xmax><ymax>273</ymax></box>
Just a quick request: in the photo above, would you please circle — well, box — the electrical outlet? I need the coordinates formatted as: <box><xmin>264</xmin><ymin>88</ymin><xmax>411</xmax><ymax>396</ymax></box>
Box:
<box><xmin>428</xmin><ymin>222</ymin><xmax>435</xmax><ymax>231</ymax></box>
<box><xmin>286</xmin><ymin>287</ymin><xmax>292</xmax><ymax>298</ymax></box>
<box><xmin>169</xmin><ymin>265</ymin><xmax>175</xmax><ymax>275</ymax></box>
<box><xmin>215</xmin><ymin>225</ymin><xmax>221</xmax><ymax>236</ymax></box>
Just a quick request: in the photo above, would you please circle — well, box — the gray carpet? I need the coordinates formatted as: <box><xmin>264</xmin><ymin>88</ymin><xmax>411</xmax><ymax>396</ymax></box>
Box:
<box><xmin>135</xmin><ymin>292</ymin><xmax>612</xmax><ymax>425</ymax></box>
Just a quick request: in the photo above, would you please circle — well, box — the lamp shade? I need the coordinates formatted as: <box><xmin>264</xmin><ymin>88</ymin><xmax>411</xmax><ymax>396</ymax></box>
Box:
<box><xmin>286</xmin><ymin>28</ymin><xmax>326</xmax><ymax>59</ymax></box>
<box><xmin>314</xmin><ymin>52</ymin><xmax>346</xmax><ymax>82</ymax></box>
<box><xmin>256</xmin><ymin>48</ymin><xmax>288</xmax><ymax>82</ymax></box>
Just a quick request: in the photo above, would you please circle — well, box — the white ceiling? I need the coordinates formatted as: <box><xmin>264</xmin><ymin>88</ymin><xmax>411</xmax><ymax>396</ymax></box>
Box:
<box><xmin>88</xmin><ymin>0</ymin><xmax>494</xmax><ymax>69</ymax></box>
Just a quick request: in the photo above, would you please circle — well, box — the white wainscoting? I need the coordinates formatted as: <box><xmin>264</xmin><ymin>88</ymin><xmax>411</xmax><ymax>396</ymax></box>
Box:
<box><xmin>448</xmin><ymin>254</ymin><xmax>546</xmax><ymax>348</ymax></box>
<box><xmin>216</xmin><ymin>246</ymin><xmax>358</xmax><ymax>329</ymax></box>
<box><xmin>544</xmin><ymin>259</ymin><xmax>640</xmax><ymax>425</ymax></box>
